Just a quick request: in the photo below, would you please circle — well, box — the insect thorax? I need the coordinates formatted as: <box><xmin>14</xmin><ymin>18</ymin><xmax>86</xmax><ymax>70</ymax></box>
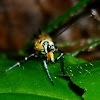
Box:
<box><xmin>34</xmin><ymin>33</ymin><xmax>56</xmax><ymax>55</ymax></box>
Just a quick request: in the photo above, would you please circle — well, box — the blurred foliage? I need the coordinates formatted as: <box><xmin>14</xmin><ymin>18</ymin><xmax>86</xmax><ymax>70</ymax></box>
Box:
<box><xmin>43</xmin><ymin>0</ymin><xmax>90</xmax><ymax>33</ymax></box>
<box><xmin>71</xmin><ymin>40</ymin><xmax>100</xmax><ymax>56</ymax></box>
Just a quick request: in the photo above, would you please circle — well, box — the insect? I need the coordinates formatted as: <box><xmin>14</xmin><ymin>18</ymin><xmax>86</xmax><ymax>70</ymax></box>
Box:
<box><xmin>5</xmin><ymin>33</ymin><xmax>65</xmax><ymax>85</ymax></box>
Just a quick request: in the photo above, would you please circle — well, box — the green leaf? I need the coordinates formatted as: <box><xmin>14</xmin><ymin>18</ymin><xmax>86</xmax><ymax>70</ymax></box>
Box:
<box><xmin>0</xmin><ymin>55</ymin><xmax>82</xmax><ymax>100</ymax></box>
<box><xmin>64</xmin><ymin>55</ymin><xmax>100</xmax><ymax>99</ymax></box>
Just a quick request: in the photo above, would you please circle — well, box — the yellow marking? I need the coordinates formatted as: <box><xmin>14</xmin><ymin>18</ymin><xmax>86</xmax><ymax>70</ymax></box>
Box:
<box><xmin>47</xmin><ymin>51</ymin><xmax>54</xmax><ymax>62</ymax></box>
<box><xmin>34</xmin><ymin>33</ymin><xmax>52</xmax><ymax>51</ymax></box>
<box><xmin>34</xmin><ymin>41</ymin><xmax>43</xmax><ymax>51</ymax></box>
<box><xmin>39</xmin><ymin>33</ymin><xmax>52</xmax><ymax>41</ymax></box>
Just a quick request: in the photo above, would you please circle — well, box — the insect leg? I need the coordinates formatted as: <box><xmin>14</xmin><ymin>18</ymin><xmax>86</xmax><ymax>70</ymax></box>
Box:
<box><xmin>55</xmin><ymin>53</ymin><xmax>64</xmax><ymax>62</ymax></box>
<box><xmin>55</xmin><ymin>53</ymin><xmax>65</xmax><ymax>75</ymax></box>
<box><xmin>43</xmin><ymin>60</ymin><xmax>54</xmax><ymax>85</ymax></box>
<box><xmin>5</xmin><ymin>62</ymin><xmax>20</xmax><ymax>72</ymax></box>
<box><xmin>5</xmin><ymin>53</ymin><xmax>35</xmax><ymax>72</ymax></box>
<box><xmin>61</xmin><ymin>53</ymin><xmax>65</xmax><ymax>75</ymax></box>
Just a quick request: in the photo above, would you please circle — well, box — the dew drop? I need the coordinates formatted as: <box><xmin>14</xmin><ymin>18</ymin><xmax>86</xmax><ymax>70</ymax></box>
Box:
<box><xmin>80</xmin><ymin>66</ymin><xmax>83</xmax><ymax>69</ymax></box>
<box><xmin>89</xmin><ymin>62</ymin><xmax>94</xmax><ymax>67</ymax></box>
<box><xmin>85</xmin><ymin>69</ymin><xmax>91</xmax><ymax>74</ymax></box>
<box><xmin>70</xmin><ymin>70</ymin><xmax>72</xmax><ymax>72</ymax></box>
<box><xmin>88</xmin><ymin>71</ymin><xmax>91</xmax><ymax>74</ymax></box>
<box><xmin>55</xmin><ymin>77</ymin><xmax>57</xmax><ymax>79</ymax></box>
<box><xmin>85</xmin><ymin>69</ymin><xmax>88</xmax><ymax>72</ymax></box>
<box><xmin>79</xmin><ymin>71</ymin><xmax>82</xmax><ymax>74</ymax></box>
